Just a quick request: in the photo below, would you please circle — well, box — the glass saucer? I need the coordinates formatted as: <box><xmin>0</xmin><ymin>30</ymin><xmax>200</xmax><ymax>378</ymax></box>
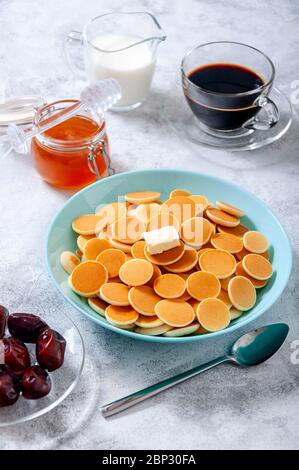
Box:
<box><xmin>0</xmin><ymin>311</ymin><xmax>84</xmax><ymax>427</ymax></box>
<box><xmin>162</xmin><ymin>83</ymin><xmax>292</xmax><ymax>151</ymax></box>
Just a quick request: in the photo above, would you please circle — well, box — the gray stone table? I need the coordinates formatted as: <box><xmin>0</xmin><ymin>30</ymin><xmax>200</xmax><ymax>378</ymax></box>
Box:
<box><xmin>0</xmin><ymin>0</ymin><xmax>298</xmax><ymax>450</ymax></box>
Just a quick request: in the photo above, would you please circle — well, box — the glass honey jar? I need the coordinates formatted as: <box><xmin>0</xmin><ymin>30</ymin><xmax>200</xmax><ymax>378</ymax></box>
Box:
<box><xmin>31</xmin><ymin>99</ymin><xmax>112</xmax><ymax>189</ymax></box>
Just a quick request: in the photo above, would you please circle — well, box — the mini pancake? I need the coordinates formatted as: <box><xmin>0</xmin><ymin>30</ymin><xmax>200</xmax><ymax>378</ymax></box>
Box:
<box><xmin>154</xmin><ymin>274</ymin><xmax>186</xmax><ymax>299</ymax></box>
<box><xmin>186</xmin><ymin>271</ymin><xmax>221</xmax><ymax>301</ymax></box>
<box><xmin>206</xmin><ymin>208</ymin><xmax>240</xmax><ymax>228</ymax></box>
<box><xmin>217</xmin><ymin>223</ymin><xmax>249</xmax><ymax>238</ymax></box>
<box><xmin>87</xmin><ymin>297</ymin><xmax>109</xmax><ymax>317</ymax></box>
<box><xmin>135</xmin><ymin>324</ymin><xmax>172</xmax><ymax>336</ymax></box>
<box><xmin>220</xmin><ymin>274</ymin><xmax>235</xmax><ymax>291</ymax></box>
<box><xmin>160</xmin><ymin>196</ymin><xmax>197</xmax><ymax>224</ymax></box>
<box><xmin>96</xmin><ymin>248</ymin><xmax>126</xmax><ymax>278</ymax></box>
<box><xmin>99</xmin><ymin>282</ymin><xmax>130</xmax><ymax>306</ymax></box>
<box><xmin>147</xmin><ymin>212</ymin><xmax>180</xmax><ymax>232</ymax></box>
<box><xmin>83</xmin><ymin>238</ymin><xmax>111</xmax><ymax>260</ymax></box>
<box><xmin>236</xmin><ymin>246</ymin><xmax>269</xmax><ymax>261</ymax></box>
<box><xmin>165</xmin><ymin>248</ymin><xmax>198</xmax><ymax>273</ymax></box>
<box><xmin>188</xmin><ymin>195</ymin><xmax>209</xmax><ymax>214</ymax></box>
<box><xmin>111</xmin><ymin>216</ymin><xmax>146</xmax><ymax>244</ymax></box>
<box><xmin>108</xmin><ymin>238</ymin><xmax>132</xmax><ymax>253</ymax></box>
<box><xmin>144</xmin><ymin>240</ymin><xmax>185</xmax><ymax>266</ymax></box>
<box><xmin>216</xmin><ymin>200</ymin><xmax>245</xmax><ymax>218</ymax></box>
<box><xmin>217</xmin><ymin>289</ymin><xmax>232</xmax><ymax>309</ymax></box>
<box><xmin>230</xmin><ymin>308</ymin><xmax>243</xmax><ymax>320</ymax></box>
<box><xmin>128</xmin><ymin>285</ymin><xmax>162</xmax><ymax>316</ymax></box>
<box><xmin>163</xmin><ymin>322</ymin><xmax>200</xmax><ymax>337</ymax></box>
<box><xmin>95</xmin><ymin>202</ymin><xmax>127</xmax><ymax>228</ymax></box>
<box><xmin>105</xmin><ymin>305</ymin><xmax>139</xmax><ymax>326</ymax></box>
<box><xmin>170</xmin><ymin>189</ymin><xmax>191</xmax><ymax>198</ymax></box>
<box><xmin>69</xmin><ymin>261</ymin><xmax>108</xmax><ymax>297</ymax></box>
<box><xmin>119</xmin><ymin>259</ymin><xmax>154</xmax><ymax>286</ymax></box>
<box><xmin>199</xmin><ymin>249</ymin><xmax>236</xmax><ymax>279</ymax></box>
<box><xmin>132</xmin><ymin>203</ymin><xmax>160</xmax><ymax>225</ymax></box>
<box><xmin>72</xmin><ymin>214</ymin><xmax>103</xmax><ymax>235</ymax></box>
<box><xmin>124</xmin><ymin>191</ymin><xmax>161</xmax><ymax>204</ymax></box>
<box><xmin>155</xmin><ymin>299</ymin><xmax>195</xmax><ymax>327</ymax></box>
<box><xmin>176</xmin><ymin>291</ymin><xmax>192</xmax><ymax>301</ymax></box>
<box><xmin>60</xmin><ymin>251</ymin><xmax>80</xmax><ymax>274</ymax></box>
<box><xmin>188</xmin><ymin>298</ymin><xmax>201</xmax><ymax>313</ymax></box>
<box><xmin>76</xmin><ymin>249</ymin><xmax>83</xmax><ymax>258</ymax></box>
<box><xmin>242</xmin><ymin>254</ymin><xmax>273</xmax><ymax>280</ymax></box>
<box><xmin>197</xmin><ymin>246</ymin><xmax>213</xmax><ymax>257</ymax></box>
<box><xmin>146</xmin><ymin>264</ymin><xmax>162</xmax><ymax>287</ymax></box>
<box><xmin>131</xmin><ymin>240</ymin><xmax>147</xmax><ymax>260</ymax></box>
<box><xmin>181</xmin><ymin>217</ymin><xmax>212</xmax><ymax>247</ymax></box>
<box><xmin>77</xmin><ymin>234</ymin><xmax>95</xmax><ymax>251</ymax></box>
<box><xmin>243</xmin><ymin>231</ymin><xmax>269</xmax><ymax>254</ymax></box>
<box><xmin>228</xmin><ymin>276</ymin><xmax>257</xmax><ymax>311</ymax></box>
<box><xmin>211</xmin><ymin>232</ymin><xmax>243</xmax><ymax>254</ymax></box>
<box><xmin>197</xmin><ymin>298</ymin><xmax>230</xmax><ymax>332</ymax></box>
<box><xmin>236</xmin><ymin>261</ymin><xmax>267</xmax><ymax>288</ymax></box>
<box><xmin>135</xmin><ymin>315</ymin><xmax>164</xmax><ymax>328</ymax></box>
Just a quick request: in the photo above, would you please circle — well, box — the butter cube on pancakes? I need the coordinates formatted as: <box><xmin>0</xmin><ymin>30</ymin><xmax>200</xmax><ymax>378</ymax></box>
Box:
<box><xmin>72</xmin><ymin>214</ymin><xmax>103</xmax><ymax>235</ymax></box>
<box><xmin>165</xmin><ymin>247</ymin><xmax>198</xmax><ymax>273</ymax></box>
<box><xmin>236</xmin><ymin>261</ymin><xmax>267</xmax><ymax>288</ymax></box>
<box><xmin>216</xmin><ymin>200</ymin><xmax>245</xmax><ymax>218</ymax></box>
<box><xmin>154</xmin><ymin>273</ymin><xmax>186</xmax><ymax>299</ymax></box>
<box><xmin>96</xmin><ymin>248</ymin><xmax>126</xmax><ymax>278</ymax></box>
<box><xmin>160</xmin><ymin>196</ymin><xmax>197</xmax><ymax>224</ymax></box>
<box><xmin>163</xmin><ymin>322</ymin><xmax>200</xmax><ymax>337</ymax></box>
<box><xmin>243</xmin><ymin>231</ymin><xmax>269</xmax><ymax>254</ymax></box>
<box><xmin>60</xmin><ymin>251</ymin><xmax>80</xmax><ymax>274</ymax></box>
<box><xmin>100</xmin><ymin>282</ymin><xmax>130</xmax><ymax>306</ymax></box>
<box><xmin>181</xmin><ymin>217</ymin><xmax>212</xmax><ymax>247</ymax></box>
<box><xmin>197</xmin><ymin>298</ymin><xmax>230</xmax><ymax>332</ymax></box>
<box><xmin>155</xmin><ymin>299</ymin><xmax>195</xmax><ymax>327</ymax></box>
<box><xmin>187</xmin><ymin>271</ymin><xmax>221</xmax><ymax>301</ymax></box>
<box><xmin>228</xmin><ymin>276</ymin><xmax>257</xmax><ymax>311</ymax></box>
<box><xmin>143</xmin><ymin>226</ymin><xmax>180</xmax><ymax>255</ymax></box>
<box><xmin>124</xmin><ymin>191</ymin><xmax>161</xmax><ymax>204</ymax></box>
<box><xmin>206</xmin><ymin>208</ymin><xmax>240</xmax><ymax>228</ymax></box>
<box><xmin>128</xmin><ymin>285</ymin><xmax>162</xmax><ymax>316</ymax></box>
<box><xmin>211</xmin><ymin>232</ymin><xmax>243</xmax><ymax>254</ymax></box>
<box><xmin>135</xmin><ymin>315</ymin><xmax>164</xmax><ymax>328</ymax></box>
<box><xmin>83</xmin><ymin>238</ymin><xmax>111</xmax><ymax>260</ymax></box>
<box><xmin>199</xmin><ymin>249</ymin><xmax>236</xmax><ymax>279</ymax></box>
<box><xmin>242</xmin><ymin>254</ymin><xmax>273</xmax><ymax>280</ymax></box>
<box><xmin>105</xmin><ymin>305</ymin><xmax>139</xmax><ymax>326</ymax></box>
<box><xmin>119</xmin><ymin>259</ymin><xmax>154</xmax><ymax>286</ymax></box>
<box><xmin>69</xmin><ymin>261</ymin><xmax>108</xmax><ymax>297</ymax></box>
<box><xmin>144</xmin><ymin>240</ymin><xmax>185</xmax><ymax>266</ymax></box>
<box><xmin>87</xmin><ymin>297</ymin><xmax>109</xmax><ymax>317</ymax></box>
<box><xmin>111</xmin><ymin>216</ymin><xmax>145</xmax><ymax>244</ymax></box>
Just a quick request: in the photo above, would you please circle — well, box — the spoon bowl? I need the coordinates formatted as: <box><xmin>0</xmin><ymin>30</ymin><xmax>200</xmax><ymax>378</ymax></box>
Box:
<box><xmin>230</xmin><ymin>323</ymin><xmax>289</xmax><ymax>366</ymax></box>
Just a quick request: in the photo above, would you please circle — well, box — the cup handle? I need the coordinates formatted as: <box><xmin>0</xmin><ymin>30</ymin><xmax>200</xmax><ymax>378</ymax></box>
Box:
<box><xmin>243</xmin><ymin>95</ymin><xmax>279</xmax><ymax>131</ymax></box>
<box><xmin>65</xmin><ymin>30</ymin><xmax>85</xmax><ymax>78</ymax></box>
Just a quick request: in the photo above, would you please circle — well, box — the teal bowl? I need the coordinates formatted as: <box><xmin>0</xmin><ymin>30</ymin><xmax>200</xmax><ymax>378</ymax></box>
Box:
<box><xmin>46</xmin><ymin>169</ymin><xmax>292</xmax><ymax>343</ymax></box>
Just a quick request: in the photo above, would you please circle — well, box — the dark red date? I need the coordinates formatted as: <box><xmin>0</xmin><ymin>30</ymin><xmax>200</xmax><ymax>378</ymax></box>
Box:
<box><xmin>21</xmin><ymin>365</ymin><xmax>51</xmax><ymax>399</ymax></box>
<box><xmin>8</xmin><ymin>313</ymin><xmax>48</xmax><ymax>343</ymax></box>
<box><xmin>2</xmin><ymin>337</ymin><xmax>31</xmax><ymax>376</ymax></box>
<box><xmin>0</xmin><ymin>365</ymin><xmax>20</xmax><ymax>407</ymax></box>
<box><xmin>0</xmin><ymin>305</ymin><xmax>9</xmax><ymax>338</ymax></box>
<box><xmin>36</xmin><ymin>328</ymin><xmax>66</xmax><ymax>371</ymax></box>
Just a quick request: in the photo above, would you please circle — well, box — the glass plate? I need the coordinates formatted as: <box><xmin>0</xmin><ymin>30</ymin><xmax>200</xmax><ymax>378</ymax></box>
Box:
<box><xmin>0</xmin><ymin>311</ymin><xmax>84</xmax><ymax>427</ymax></box>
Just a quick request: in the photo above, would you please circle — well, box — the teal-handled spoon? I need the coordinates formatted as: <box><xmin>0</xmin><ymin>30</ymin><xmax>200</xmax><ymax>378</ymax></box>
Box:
<box><xmin>100</xmin><ymin>323</ymin><xmax>289</xmax><ymax>418</ymax></box>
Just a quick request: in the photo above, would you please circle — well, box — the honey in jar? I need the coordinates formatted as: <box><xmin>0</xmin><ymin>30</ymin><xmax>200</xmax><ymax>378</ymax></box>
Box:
<box><xmin>31</xmin><ymin>100</ymin><xmax>111</xmax><ymax>189</ymax></box>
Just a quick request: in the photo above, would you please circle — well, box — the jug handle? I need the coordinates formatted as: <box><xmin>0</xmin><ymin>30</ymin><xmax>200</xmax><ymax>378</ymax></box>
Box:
<box><xmin>65</xmin><ymin>30</ymin><xmax>85</xmax><ymax>79</ymax></box>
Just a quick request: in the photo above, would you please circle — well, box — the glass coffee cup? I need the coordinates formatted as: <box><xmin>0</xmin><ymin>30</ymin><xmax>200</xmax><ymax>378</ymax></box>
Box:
<box><xmin>181</xmin><ymin>41</ymin><xmax>279</xmax><ymax>136</ymax></box>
